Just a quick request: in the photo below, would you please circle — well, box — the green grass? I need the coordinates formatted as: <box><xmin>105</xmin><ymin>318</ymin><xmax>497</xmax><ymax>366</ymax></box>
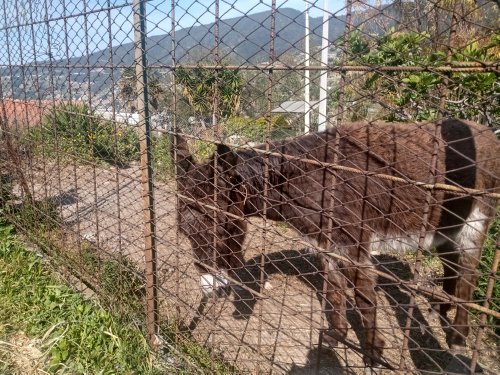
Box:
<box><xmin>152</xmin><ymin>134</ymin><xmax>174</xmax><ymax>180</ymax></box>
<box><xmin>0</xmin><ymin>221</ymin><xmax>168</xmax><ymax>374</ymax></box>
<box><xmin>78</xmin><ymin>244</ymin><xmax>145</xmax><ymax>319</ymax></box>
<box><xmin>474</xmin><ymin>216</ymin><xmax>500</xmax><ymax>335</ymax></box>
<box><xmin>0</xmin><ymin>201</ymin><xmax>237</xmax><ymax>374</ymax></box>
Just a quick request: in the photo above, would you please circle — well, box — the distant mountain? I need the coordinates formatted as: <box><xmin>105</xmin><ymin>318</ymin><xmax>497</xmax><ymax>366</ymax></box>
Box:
<box><xmin>63</xmin><ymin>8</ymin><xmax>347</xmax><ymax>67</ymax></box>
<box><xmin>2</xmin><ymin>6</ymin><xmax>401</xmax><ymax>104</ymax></box>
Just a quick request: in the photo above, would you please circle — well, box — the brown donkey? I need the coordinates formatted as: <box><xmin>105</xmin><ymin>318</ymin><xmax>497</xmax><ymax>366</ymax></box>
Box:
<box><xmin>173</xmin><ymin>119</ymin><xmax>499</xmax><ymax>367</ymax></box>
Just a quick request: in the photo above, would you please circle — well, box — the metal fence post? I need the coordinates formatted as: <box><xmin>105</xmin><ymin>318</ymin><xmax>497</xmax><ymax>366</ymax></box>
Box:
<box><xmin>133</xmin><ymin>0</ymin><xmax>159</xmax><ymax>347</ymax></box>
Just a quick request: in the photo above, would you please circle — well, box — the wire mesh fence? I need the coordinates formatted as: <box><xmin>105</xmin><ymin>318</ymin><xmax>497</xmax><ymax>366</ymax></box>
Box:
<box><xmin>0</xmin><ymin>0</ymin><xmax>499</xmax><ymax>373</ymax></box>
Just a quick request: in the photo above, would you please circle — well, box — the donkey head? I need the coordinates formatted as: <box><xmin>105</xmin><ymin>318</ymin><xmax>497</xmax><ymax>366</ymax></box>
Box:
<box><xmin>172</xmin><ymin>135</ymin><xmax>247</xmax><ymax>290</ymax></box>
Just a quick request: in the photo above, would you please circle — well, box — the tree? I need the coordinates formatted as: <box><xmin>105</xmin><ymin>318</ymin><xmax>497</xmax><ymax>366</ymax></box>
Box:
<box><xmin>335</xmin><ymin>29</ymin><xmax>499</xmax><ymax>126</ymax></box>
<box><xmin>240</xmin><ymin>52</ymin><xmax>307</xmax><ymax>118</ymax></box>
<box><xmin>118</xmin><ymin>67</ymin><xmax>167</xmax><ymax>113</ymax></box>
<box><xmin>175</xmin><ymin>66</ymin><xmax>242</xmax><ymax>128</ymax></box>
<box><xmin>119</xmin><ymin>67</ymin><xmax>137</xmax><ymax>112</ymax></box>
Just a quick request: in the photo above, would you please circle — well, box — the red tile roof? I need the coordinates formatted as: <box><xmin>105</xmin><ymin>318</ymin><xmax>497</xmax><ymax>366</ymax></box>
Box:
<box><xmin>0</xmin><ymin>99</ymin><xmax>59</xmax><ymax>129</ymax></box>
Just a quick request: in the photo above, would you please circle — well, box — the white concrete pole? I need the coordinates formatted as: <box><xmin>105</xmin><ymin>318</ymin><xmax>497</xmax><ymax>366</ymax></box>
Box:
<box><xmin>304</xmin><ymin>0</ymin><xmax>310</xmax><ymax>133</ymax></box>
<box><xmin>317</xmin><ymin>0</ymin><xmax>329</xmax><ymax>132</ymax></box>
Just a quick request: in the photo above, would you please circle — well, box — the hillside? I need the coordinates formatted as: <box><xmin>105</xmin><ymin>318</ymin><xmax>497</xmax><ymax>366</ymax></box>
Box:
<box><xmin>62</xmin><ymin>8</ymin><xmax>347</xmax><ymax>67</ymax></box>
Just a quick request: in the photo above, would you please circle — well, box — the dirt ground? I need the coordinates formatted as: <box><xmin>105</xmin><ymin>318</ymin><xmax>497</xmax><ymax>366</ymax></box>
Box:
<box><xmin>18</xmin><ymin>158</ymin><xmax>499</xmax><ymax>374</ymax></box>
<box><xmin>0</xmin><ymin>331</ymin><xmax>46</xmax><ymax>375</ymax></box>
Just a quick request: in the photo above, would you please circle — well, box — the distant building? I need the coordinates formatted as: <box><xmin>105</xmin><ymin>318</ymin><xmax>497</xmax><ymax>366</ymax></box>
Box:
<box><xmin>94</xmin><ymin>109</ymin><xmax>139</xmax><ymax>125</ymax></box>
<box><xmin>0</xmin><ymin>99</ymin><xmax>64</xmax><ymax>128</ymax></box>
<box><xmin>271</xmin><ymin>100</ymin><xmax>319</xmax><ymax>114</ymax></box>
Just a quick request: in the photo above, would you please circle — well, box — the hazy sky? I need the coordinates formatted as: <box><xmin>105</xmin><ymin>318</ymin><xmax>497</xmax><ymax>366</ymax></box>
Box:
<box><xmin>0</xmin><ymin>0</ymin><xmax>348</xmax><ymax>64</ymax></box>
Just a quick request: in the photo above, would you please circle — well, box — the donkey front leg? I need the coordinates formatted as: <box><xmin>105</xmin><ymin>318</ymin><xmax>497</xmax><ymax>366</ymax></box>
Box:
<box><xmin>321</xmin><ymin>256</ymin><xmax>349</xmax><ymax>345</ymax></box>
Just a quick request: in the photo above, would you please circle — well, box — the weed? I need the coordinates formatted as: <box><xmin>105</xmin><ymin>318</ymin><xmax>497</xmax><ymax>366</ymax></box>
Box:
<box><xmin>0</xmin><ymin>172</ymin><xmax>12</xmax><ymax>207</ymax></box>
<box><xmin>25</xmin><ymin>103</ymin><xmax>140</xmax><ymax>167</ymax></box>
<box><xmin>5</xmin><ymin>200</ymin><xmax>144</xmax><ymax>319</ymax></box>
<box><xmin>80</xmin><ymin>241</ymin><xmax>100</xmax><ymax>273</ymax></box>
<box><xmin>99</xmin><ymin>255</ymin><xmax>145</xmax><ymax>317</ymax></box>
<box><xmin>474</xmin><ymin>216</ymin><xmax>499</xmax><ymax>334</ymax></box>
<box><xmin>152</xmin><ymin>134</ymin><xmax>174</xmax><ymax>179</ymax></box>
<box><xmin>0</xmin><ymin>221</ymin><xmax>168</xmax><ymax>374</ymax></box>
<box><xmin>180</xmin><ymin>338</ymin><xmax>236</xmax><ymax>374</ymax></box>
<box><xmin>5</xmin><ymin>199</ymin><xmax>61</xmax><ymax>234</ymax></box>
<box><xmin>158</xmin><ymin>318</ymin><xmax>235</xmax><ymax>375</ymax></box>
<box><xmin>192</xmin><ymin>139</ymin><xmax>217</xmax><ymax>162</ymax></box>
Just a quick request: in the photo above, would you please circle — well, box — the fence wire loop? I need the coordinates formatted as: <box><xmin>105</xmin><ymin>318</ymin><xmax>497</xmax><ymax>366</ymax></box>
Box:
<box><xmin>1</xmin><ymin>0</ymin><xmax>499</xmax><ymax>374</ymax></box>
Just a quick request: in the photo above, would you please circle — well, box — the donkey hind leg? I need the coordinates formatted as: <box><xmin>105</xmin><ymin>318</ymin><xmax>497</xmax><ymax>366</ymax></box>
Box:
<box><xmin>347</xmin><ymin>264</ymin><xmax>385</xmax><ymax>366</ymax></box>
<box><xmin>435</xmin><ymin>239</ymin><xmax>460</xmax><ymax>318</ymax></box>
<box><xmin>320</xmin><ymin>256</ymin><xmax>348</xmax><ymax>346</ymax></box>
<box><xmin>447</xmin><ymin>208</ymin><xmax>490</xmax><ymax>349</ymax></box>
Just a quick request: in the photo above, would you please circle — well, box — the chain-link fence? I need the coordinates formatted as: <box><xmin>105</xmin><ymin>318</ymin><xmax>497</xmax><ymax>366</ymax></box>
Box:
<box><xmin>1</xmin><ymin>0</ymin><xmax>499</xmax><ymax>373</ymax></box>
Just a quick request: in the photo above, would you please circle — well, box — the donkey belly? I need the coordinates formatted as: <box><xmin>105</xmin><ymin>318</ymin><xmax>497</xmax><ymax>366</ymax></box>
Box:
<box><xmin>368</xmin><ymin>204</ymin><xmax>487</xmax><ymax>255</ymax></box>
<box><xmin>368</xmin><ymin>231</ymin><xmax>444</xmax><ymax>255</ymax></box>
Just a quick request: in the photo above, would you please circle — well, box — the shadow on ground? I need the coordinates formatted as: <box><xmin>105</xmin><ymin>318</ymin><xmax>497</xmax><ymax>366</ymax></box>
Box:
<box><xmin>228</xmin><ymin>249</ymin><xmax>470</xmax><ymax>373</ymax></box>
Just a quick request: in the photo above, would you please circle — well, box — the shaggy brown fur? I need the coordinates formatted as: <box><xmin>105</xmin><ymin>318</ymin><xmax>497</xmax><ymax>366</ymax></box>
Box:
<box><xmin>173</xmin><ymin>118</ymin><xmax>499</xmax><ymax>366</ymax></box>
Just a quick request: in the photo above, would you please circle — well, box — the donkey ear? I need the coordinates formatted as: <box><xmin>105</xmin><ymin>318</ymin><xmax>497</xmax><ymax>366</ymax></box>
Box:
<box><xmin>171</xmin><ymin>134</ymin><xmax>194</xmax><ymax>173</ymax></box>
<box><xmin>216</xmin><ymin>143</ymin><xmax>239</xmax><ymax>170</ymax></box>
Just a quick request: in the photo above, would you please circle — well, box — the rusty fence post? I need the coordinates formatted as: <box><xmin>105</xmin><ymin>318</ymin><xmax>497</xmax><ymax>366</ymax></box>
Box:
<box><xmin>133</xmin><ymin>0</ymin><xmax>159</xmax><ymax>347</ymax></box>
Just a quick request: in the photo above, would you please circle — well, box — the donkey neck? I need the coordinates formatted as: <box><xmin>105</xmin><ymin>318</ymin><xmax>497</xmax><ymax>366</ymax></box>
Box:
<box><xmin>236</xmin><ymin>149</ymin><xmax>309</xmax><ymax>224</ymax></box>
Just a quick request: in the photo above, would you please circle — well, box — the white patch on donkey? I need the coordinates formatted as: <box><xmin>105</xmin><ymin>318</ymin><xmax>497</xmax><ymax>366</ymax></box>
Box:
<box><xmin>200</xmin><ymin>273</ymin><xmax>230</xmax><ymax>298</ymax></box>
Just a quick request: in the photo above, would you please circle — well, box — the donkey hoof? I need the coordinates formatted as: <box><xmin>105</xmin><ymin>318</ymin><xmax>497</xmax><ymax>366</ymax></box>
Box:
<box><xmin>232</xmin><ymin>310</ymin><xmax>251</xmax><ymax>320</ymax></box>
<box><xmin>364</xmin><ymin>365</ymin><xmax>383</xmax><ymax>375</ymax></box>
<box><xmin>322</xmin><ymin>331</ymin><xmax>338</xmax><ymax>347</ymax></box>
<box><xmin>363</xmin><ymin>357</ymin><xmax>385</xmax><ymax>373</ymax></box>
<box><xmin>447</xmin><ymin>332</ymin><xmax>467</xmax><ymax>351</ymax></box>
<box><xmin>321</xmin><ymin>329</ymin><xmax>347</xmax><ymax>348</ymax></box>
<box><xmin>449</xmin><ymin>343</ymin><xmax>467</xmax><ymax>355</ymax></box>
<box><xmin>445</xmin><ymin>353</ymin><xmax>482</xmax><ymax>374</ymax></box>
<box><xmin>232</xmin><ymin>299</ymin><xmax>255</xmax><ymax>320</ymax></box>
<box><xmin>363</xmin><ymin>335</ymin><xmax>385</xmax><ymax>368</ymax></box>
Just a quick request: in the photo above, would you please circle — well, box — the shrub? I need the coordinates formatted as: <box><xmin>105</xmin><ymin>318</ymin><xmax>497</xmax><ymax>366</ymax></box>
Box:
<box><xmin>224</xmin><ymin>114</ymin><xmax>292</xmax><ymax>143</ymax></box>
<box><xmin>91</xmin><ymin>122</ymin><xmax>140</xmax><ymax>166</ymax></box>
<box><xmin>0</xmin><ymin>165</ymin><xmax>12</xmax><ymax>207</ymax></box>
<box><xmin>28</xmin><ymin>103</ymin><xmax>140</xmax><ymax>167</ymax></box>
<box><xmin>152</xmin><ymin>134</ymin><xmax>174</xmax><ymax>179</ymax></box>
<box><xmin>342</xmin><ymin>30</ymin><xmax>499</xmax><ymax>124</ymax></box>
<box><xmin>192</xmin><ymin>139</ymin><xmax>216</xmax><ymax>162</ymax></box>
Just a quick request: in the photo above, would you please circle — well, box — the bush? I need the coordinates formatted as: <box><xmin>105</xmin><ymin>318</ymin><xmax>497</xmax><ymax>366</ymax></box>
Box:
<box><xmin>342</xmin><ymin>30</ymin><xmax>499</xmax><ymax>124</ymax></box>
<box><xmin>192</xmin><ymin>139</ymin><xmax>216</xmax><ymax>162</ymax></box>
<box><xmin>224</xmin><ymin>114</ymin><xmax>292</xmax><ymax>143</ymax></box>
<box><xmin>28</xmin><ymin>103</ymin><xmax>140</xmax><ymax>167</ymax></box>
<box><xmin>92</xmin><ymin>123</ymin><xmax>140</xmax><ymax>166</ymax></box>
<box><xmin>152</xmin><ymin>134</ymin><xmax>174</xmax><ymax>179</ymax></box>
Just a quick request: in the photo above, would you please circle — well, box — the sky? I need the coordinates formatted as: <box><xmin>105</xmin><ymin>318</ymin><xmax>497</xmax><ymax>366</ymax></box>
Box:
<box><xmin>169</xmin><ymin>0</ymin><xmax>347</xmax><ymax>30</ymax></box>
<box><xmin>0</xmin><ymin>0</ymin><xmax>350</xmax><ymax>65</ymax></box>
